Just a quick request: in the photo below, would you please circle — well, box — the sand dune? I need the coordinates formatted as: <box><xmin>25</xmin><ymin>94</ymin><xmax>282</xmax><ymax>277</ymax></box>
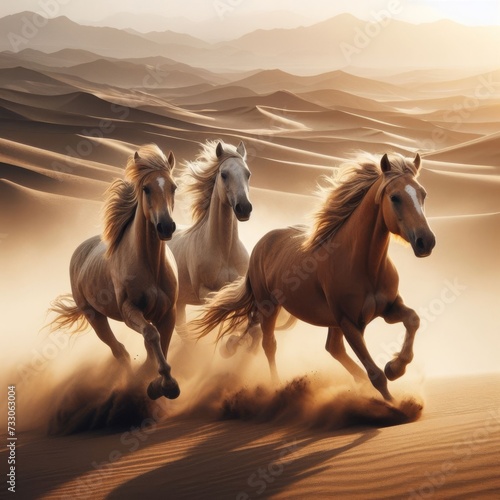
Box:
<box><xmin>426</xmin><ymin>132</ymin><xmax>500</xmax><ymax>166</ymax></box>
<box><xmin>297</xmin><ymin>88</ymin><xmax>395</xmax><ymax>113</ymax></box>
<box><xmin>171</xmin><ymin>86</ymin><xmax>258</xmax><ymax>106</ymax></box>
<box><xmin>53</xmin><ymin>59</ymin><xmax>215</xmax><ymax>89</ymax></box>
<box><xmin>182</xmin><ymin>90</ymin><xmax>329</xmax><ymax>113</ymax></box>
<box><xmin>228</xmin><ymin>69</ymin><xmax>418</xmax><ymax>99</ymax></box>
<box><xmin>0</xmin><ymin>48</ymin><xmax>104</xmax><ymax>67</ymax></box>
<box><xmin>399</xmin><ymin>69</ymin><xmax>500</xmax><ymax>97</ymax></box>
<box><xmin>0</xmin><ymin>66</ymin><xmax>76</xmax><ymax>94</ymax></box>
<box><xmin>1</xmin><ymin>13</ymin><xmax>499</xmax><ymax>500</ymax></box>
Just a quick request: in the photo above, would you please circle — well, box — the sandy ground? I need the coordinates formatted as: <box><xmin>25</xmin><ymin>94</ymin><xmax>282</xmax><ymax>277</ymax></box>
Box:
<box><xmin>1</xmin><ymin>374</ymin><xmax>498</xmax><ymax>499</ymax></box>
<box><xmin>1</xmin><ymin>13</ymin><xmax>500</xmax><ymax>500</ymax></box>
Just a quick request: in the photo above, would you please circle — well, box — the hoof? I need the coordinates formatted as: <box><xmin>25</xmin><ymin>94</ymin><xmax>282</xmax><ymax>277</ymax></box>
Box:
<box><xmin>384</xmin><ymin>359</ymin><xmax>405</xmax><ymax>381</ymax></box>
<box><xmin>147</xmin><ymin>377</ymin><xmax>180</xmax><ymax>400</ymax></box>
<box><xmin>383</xmin><ymin>391</ymin><xmax>395</xmax><ymax>403</ymax></box>
<box><xmin>147</xmin><ymin>378</ymin><xmax>163</xmax><ymax>400</ymax></box>
<box><xmin>162</xmin><ymin>377</ymin><xmax>180</xmax><ymax>400</ymax></box>
<box><xmin>220</xmin><ymin>335</ymin><xmax>240</xmax><ymax>359</ymax></box>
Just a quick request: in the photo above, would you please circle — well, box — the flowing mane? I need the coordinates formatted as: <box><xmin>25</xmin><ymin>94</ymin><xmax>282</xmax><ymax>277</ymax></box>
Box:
<box><xmin>102</xmin><ymin>144</ymin><xmax>172</xmax><ymax>257</ymax></box>
<box><xmin>303</xmin><ymin>153</ymin><xmax>419</xmax><ymax>251</ymax></box>
<box><xmin>180</xmin><ymin>140</ymin><xmax>244</xmax><ymax>226</ymax></box>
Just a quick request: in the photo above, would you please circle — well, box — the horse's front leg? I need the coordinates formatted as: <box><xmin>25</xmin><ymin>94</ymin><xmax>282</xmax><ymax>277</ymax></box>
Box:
<box><xmin>325</xmin><ymin>326</ymin><xmax>367</xmax><ymax>382</ymax></box>
<box><xmin>340</xmin><ymin>317</ymin><xmax>393</xmax><ymax>401</ymax></box>
<box><xmin>382</xmin><ymin>295</ymin><xmax>420</xmax><ymax>381</ymax></box>
<box><xmin>147</xmin><ymin>307</ymin><xmax>180</xmax><ymax>400</ymax></box>
<box><xmin>121</xmin><ymin>300</ymin><xmax>180</xmax><ymax>400</ymax></box>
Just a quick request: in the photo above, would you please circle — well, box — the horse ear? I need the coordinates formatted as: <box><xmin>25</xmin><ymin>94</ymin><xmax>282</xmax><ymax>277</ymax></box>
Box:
<box><xmin>381</xmin><ymin>154</ymin><xmax>391</xmax><ymax>173</ymax></box>
<box><xmin>167</xmin><ymin>151</ymin><xmax>175</xmax><ymax>170</ymax></box>
<box><xmin>134</xmin><ymin>151</ymin><xmax>140</xmax><ymax>161</ymax></box>
<box><xmin>216</xmin><ymin>142</ymin><xmax>224</xmax><ymax>158</ymax></box>
<box><xmin>236</xmin><ymin>141</ymin><xmax>247</xmax><ymax>159</ymax></box>
<box><xmin>414</xmin><ymin>153</ymin><xmax>421</xmax><ymax>171</ymax></box>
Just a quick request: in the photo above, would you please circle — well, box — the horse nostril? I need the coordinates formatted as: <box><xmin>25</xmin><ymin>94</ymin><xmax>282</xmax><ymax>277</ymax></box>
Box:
<box><xmin>416</xmin><ymin>237</ymin><xmax>425</xmax><ymax>250</ymax></box>
<box><xmin>156</xmin><ymin>221</ymin><xmax>175</xmax><ymax>238</ymax></box>
<box><xmin>235</xmin><ymin>202</ymin><xmax>252</xmax><ymax>215</ymax></box>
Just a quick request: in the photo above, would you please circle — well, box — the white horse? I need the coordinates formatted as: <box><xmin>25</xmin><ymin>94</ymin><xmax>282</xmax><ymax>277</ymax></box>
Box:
<box><xmin>168</xmin><ymin>140</ymin><xmax>253</xmax><ymax>337</ymax></box>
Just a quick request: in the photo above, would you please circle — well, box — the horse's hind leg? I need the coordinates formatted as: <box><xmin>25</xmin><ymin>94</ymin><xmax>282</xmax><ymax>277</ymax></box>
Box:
<box><xmin>246</xmin><ymin>311</ymin><xmax>263</xmax><ymax>353</ymax></box>
<box><xmin>326</xmin><ymin>326</ymin><xmax>367</xmax><ymax>382</ymax></box>
<box><xmin>221</xmin><ymin>311</ymin><xmax>261</xmax><ymax>358</ymax></box>
<box><xmin>174</xmin><ymin>303</ymin><xmax>189</xmax><ymax>339</ymax></box>
<box><xmin>260</xmin><ymin>308</ymin><xmax>280</xmax><ymax>385</ymax></box>
<box><xmin>86</xmin><ymin>309</ymin><xmax>131</xmax><ymax>366</ymax></box>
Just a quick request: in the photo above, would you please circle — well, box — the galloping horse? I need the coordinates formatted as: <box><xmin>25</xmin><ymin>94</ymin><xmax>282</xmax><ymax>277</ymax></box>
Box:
<box><xmin>49</xmin><ymin>144</ymin><xmax>180</xmax><ymax>400</ymax></box>
<box><xmin>168</xmin><ymin>140</ymin><xmax>253</xmax><ymax>335</ymax></box>
<box><xmin>194</xmin><ymin>153</ymin><xmax>436</xmax><ymax>401</ymax></box>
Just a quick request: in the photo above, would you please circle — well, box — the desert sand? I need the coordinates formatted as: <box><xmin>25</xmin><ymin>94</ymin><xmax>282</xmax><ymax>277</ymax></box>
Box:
<box><xmin>0</xmin><ymin>10</ymin><xmax>499</xmax><ymax>500</ymax></box>
<box><xmin>7</xmin><ymin>373</ymin><xmax>500</xmax><ymax>499</ymax></box>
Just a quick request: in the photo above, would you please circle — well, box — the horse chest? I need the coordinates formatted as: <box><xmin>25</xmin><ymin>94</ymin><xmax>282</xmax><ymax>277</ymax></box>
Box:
<box><xmin>201</xmin><ymin>261</ymin><xmax>239</xmax><ymax>289</ymax></box>
<box><xmin>346</xmin><ymin>267</ymin><xmax>399</xmax><ymax>326</ymax></box>
<box><xmin>360</xmin><ymin>292</ymin><xmax>390</xmax><ymax>324</ymax></box>
<box><xmin>332</xmin><ymin>281</ymin><xmax>396</xmax><ymax>328</ymax></box>
<box><xmin>129</xmin><ymin>284</ymin><xmax>172</xmax><ymax>321</ymax></box>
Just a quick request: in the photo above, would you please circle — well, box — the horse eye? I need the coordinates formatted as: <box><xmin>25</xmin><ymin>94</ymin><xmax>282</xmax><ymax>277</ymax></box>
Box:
<box><xmin>221</xmin><ymin>172</ymin><xmax>227</xmax><ymax>181</ymax></box>
<box><xmin>390</xmin><ymin>195</ymin><xmax>401</xmax><ymax>204</ymax></box>
<box><xmin>143</xmin><ymin>186</ymin><xmax>150</xmax><ymax>195</ymax></box>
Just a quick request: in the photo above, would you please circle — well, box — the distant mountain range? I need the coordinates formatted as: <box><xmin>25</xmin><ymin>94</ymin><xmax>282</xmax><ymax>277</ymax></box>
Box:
<box><xmin>1</xmin><ymin>12</ymin><xmax>499</xmax><ymax>73</ymax></box>
<box><xmin>83</xmin><ymin>10</ymin><xmax>314</xmax><ymax>42</ymax></box>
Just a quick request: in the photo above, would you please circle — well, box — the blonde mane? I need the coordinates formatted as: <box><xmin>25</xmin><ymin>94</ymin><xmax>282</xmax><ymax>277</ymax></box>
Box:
<box><xmin>102</xmin><ymin>144</ymin><xmax>172</xmax><ymax>257</ymax></box>
<box><xmin>303</xmin><ymin>153</ymin><xmax>419</xmax><ymax>251</ymax></box>
<box><xmin>180</xmin><ymin>140</ymin><xmax>244</xmax><ymax>226</ymax></box>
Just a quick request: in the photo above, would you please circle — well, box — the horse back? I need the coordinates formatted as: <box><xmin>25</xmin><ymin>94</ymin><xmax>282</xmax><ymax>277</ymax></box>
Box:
<box><xmin>248</xmin><ymin>226</ymin><xmax>306</xmax><ymax>288</ymax></box>
<box><xmin>70</xmin><ymin>235</ymin><xmax>103</xmax><ymax>282</ymax></box>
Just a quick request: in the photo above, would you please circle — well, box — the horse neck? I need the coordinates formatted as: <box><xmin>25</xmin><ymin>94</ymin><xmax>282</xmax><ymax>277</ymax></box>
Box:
<box><xmin>130</xmin><ymin>199</ymin><xmax>165</xmax><ymax>274</ymax></box>
<box><xmin>340</xmin><ymin>177</ymin><xmax>391</xmax><ymax>279</ymax></box>
<box><xmin>203</xmin><ymin>184</ymin><xmax>239</xmax><ymax>259</ymax></box>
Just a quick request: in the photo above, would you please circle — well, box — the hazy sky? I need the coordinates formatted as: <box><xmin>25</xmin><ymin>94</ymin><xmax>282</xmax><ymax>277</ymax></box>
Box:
<box><xmin>0</xmin><ymin>0</ymin><xmax>499</xmax><ymax>27</ymax></box>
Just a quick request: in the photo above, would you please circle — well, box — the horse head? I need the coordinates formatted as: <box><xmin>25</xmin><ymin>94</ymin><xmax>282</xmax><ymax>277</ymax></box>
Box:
<box><xmin>379</xmin><ymin>153</ymin><xmax>436</xmax><ymax>257</ymax></box>
<box><xmin>137</xmin><ymin>149</ymin><xmax>177</xmax><ymax>240</ymax></box>
<box><xmin>215</xmin><ymin>141</ymin><xmax>253</xmax><ymax>221</ymax></box>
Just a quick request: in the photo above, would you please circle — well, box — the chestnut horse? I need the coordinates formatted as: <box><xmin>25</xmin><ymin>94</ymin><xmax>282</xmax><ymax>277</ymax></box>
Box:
<box><xmin>49</xmin><ymin>144</ymin><xmax>180</xmax><ymax>400</ymax></box>
<box><xmin>194</xmin><ymin>153</ymin><xmax>435</xmax><ymax>401</ymax></box>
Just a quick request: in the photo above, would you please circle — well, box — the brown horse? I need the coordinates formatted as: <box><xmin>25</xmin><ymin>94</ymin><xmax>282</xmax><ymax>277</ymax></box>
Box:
<box><xmin>48</xmin><ymin>144</ymin><xmax>180</xmax><ymax>400</ymax></box>
<box><xmin>194</xmin><ymin>153</ymin><xmax>435</xmax><ymax>401</ymax></box>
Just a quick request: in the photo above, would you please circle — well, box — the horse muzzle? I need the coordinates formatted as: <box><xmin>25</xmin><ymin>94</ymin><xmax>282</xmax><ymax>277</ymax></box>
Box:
<box><xmin>156</xmin><ymin>220</ymin><xmax>176</xmax><ymax>240</ymax></box>
<box><xmin>233</xmin><ymin>200</ymin><xmax>253</xmax><ymax>222</ymax></box>
<box><xmin>411</xmin><ymin>230</ymin><xmax>436</xmax><ymax>258</ymax></box>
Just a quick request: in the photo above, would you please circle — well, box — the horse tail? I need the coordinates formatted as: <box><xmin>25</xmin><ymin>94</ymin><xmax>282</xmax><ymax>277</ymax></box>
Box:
<box><xmin>193</xmin><ymin>276</ymin><xmax>255</xmax><ymax>342</ymax></box>
<box><xmin>47</xmin><ymin>293</ymin><xmax>89</xmax><ymax>334</ymax></box>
